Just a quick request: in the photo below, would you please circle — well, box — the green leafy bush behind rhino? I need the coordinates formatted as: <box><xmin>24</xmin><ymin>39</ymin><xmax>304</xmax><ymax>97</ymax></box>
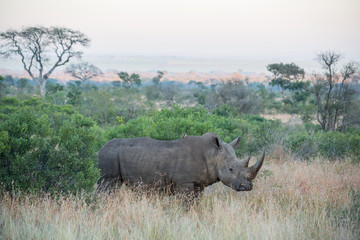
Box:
<box><xmin>0</xmin><ymin>103</ymin><xmax>101</xmax><ymax>194</ymax></box>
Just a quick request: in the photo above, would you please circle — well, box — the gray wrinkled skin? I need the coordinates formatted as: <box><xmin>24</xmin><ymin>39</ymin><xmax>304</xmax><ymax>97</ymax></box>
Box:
<box><xmin>97</xmin><ymin>132</ymin><xmax>265</xmax><ymax>195</ymax></box>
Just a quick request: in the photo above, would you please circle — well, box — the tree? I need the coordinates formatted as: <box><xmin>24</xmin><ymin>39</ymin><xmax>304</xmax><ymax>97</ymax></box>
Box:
<box><xmin>267</xmin><ymin>62</ymin><xmax>309</xmax><ymax>112</ymax></box>
<box><xmin>46</xmin><ymin>82</ymin><xmax>64</xmax><ymax>95</ymax></box>
<box><xmin>65</xmin><ymin>62</ymin><xmax>102</xmax><ymax>81</ymax></box>
<box><xmin>67</xmin><ymin>81</ymin><xmax>82</xmax><ymax>105</ymax></box>
<box><xmin>111</xmin><ymin>81</ymin><xmax>122</xmax><ymax>88</ymax></box>
<box><xmin>4</xmin><ymin>75</ymin><xmax>14</xmax><ymax>86</ymax></box>
<box><xmin>143</xmin><ymin>70</ymin><xmax>165</xmax><ymax>101</ymax></box>
<box><xmin>152</xmin><ymin>70</ymin><xmax>164</xmax><ymax>86</ymax></box>
<box><xmin>313</xmin><ymin>51</ymin><xmax>358</xmax><ymax>131</ymax></box>
<box><xmin>267</xmin><ymin>62</ymin><xmax>305</xmax><ymax>96</ymax></box>
<box><xmin>0</xmin><ymin>26</ymin><xmax>90</xmax><ymax>96</ymax></box>
<box><xmin>17</xmin><ymin>78</ymin><xmax>28</xmax><ymax>94</ymax></box>
<box><xmin>117</xmin><ymin>71</ymin><xmax>141</xmax><ymax>88</ymax></box>
<box><xmin>216</xmin><ymin>80</ymin><xmax>261</xmax><ymax>114</ymax></box>
<box><xmin>162</xmin><ymin>84</ymin><xmax>177</xmax><ymax>106</ymax></box>
<box><xmin>0</xmin><ymin>75</ymin><xmax>5</xmax><ymax>100</ymax></box>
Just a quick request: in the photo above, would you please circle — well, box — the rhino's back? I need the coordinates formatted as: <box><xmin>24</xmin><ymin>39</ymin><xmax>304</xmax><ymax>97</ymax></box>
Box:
<box><xmin>98</xmin><ymin>137</ymin><xmax>209</xmax><ymax>186</ymax></box>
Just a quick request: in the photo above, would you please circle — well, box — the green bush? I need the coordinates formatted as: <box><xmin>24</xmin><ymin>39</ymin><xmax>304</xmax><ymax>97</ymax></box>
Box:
<box><xmin>0</xmin><ymin>106</ymin><xmax>100</xmax><ymax>194</ymax></box>
<box><xmin>105</xmin><ymin>106</ymin><xmax>280</xmax><ymax>156</ymax></box>
<box><xmin>285</xmin><ymin>128</ymin><xmax>317</xmax><ymax>160</ymax></box>
<box><xmin>349</xmin><ymin>134</ymin><xmax>360</xmax><ymax>162</ymax></box>
<box><xmin>316</xmin><ymin>131</ymin><xmax>353</xmax><ymax>160</ymax></box>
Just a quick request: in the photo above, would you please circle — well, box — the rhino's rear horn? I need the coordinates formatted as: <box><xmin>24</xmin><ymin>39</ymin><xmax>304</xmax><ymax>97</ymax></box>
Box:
<box><xmin>240</xmin><ymin>156</ymin><xmax>251</xmax><ymax>168</ymax></box>
<box><xmin>247</xmin><ymin>150</ymin><xmax>265</xmax><ymax>180</ymax></box>
<box><xmin>229</xmin><ymin>137</ymin><xmax>241</xmax><ymax>150</ymax></box>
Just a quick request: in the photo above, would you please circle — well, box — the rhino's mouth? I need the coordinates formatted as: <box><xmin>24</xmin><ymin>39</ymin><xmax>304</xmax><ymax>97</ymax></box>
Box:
<box><xmin>238</xmin><ymin>186</ymin><xmax>252</xmax><ymax>191</ymax></box>
<box><xmin>235</xmin><ymin>182</ymin><xmax>253</xmax><ymax>191</ymax></box>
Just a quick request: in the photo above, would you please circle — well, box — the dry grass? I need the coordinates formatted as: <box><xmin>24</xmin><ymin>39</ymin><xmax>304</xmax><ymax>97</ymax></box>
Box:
<box><xmin>261</xmin><ymin>114</ymin><xmax>303</xmax><ymax>125</ymax></box>
<box><xmin>1</xmin><ymin>157</ymin><xmax>359</xmax><ymax>240</ymax></box>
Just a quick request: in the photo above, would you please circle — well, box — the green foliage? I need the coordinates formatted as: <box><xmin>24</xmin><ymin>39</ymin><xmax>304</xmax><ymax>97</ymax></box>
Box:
<box><xmin>285</xmin><ymin>128</ymin><xmax>317</xmax><ymax>160</ymax></box>
<box><xmin>46</xmin><ymin>82</ymin><xmax>66</xmax><ymax>104</ymax></box>
<box><xmin>249</xmin><ymin>83</ymin><xmax>280</xmax><ymax>112</ymax></box>
<box><xmin>104</xmin><ymin>105</ymin><xmax>359</xmax><ymax>160</ymax></box>
<box><xmin>17</xmin><ymin>78</ymin><xmax>28</xmax><ymax>94</ymax></box>
<box><xmin>144</xmin><ymin>85</ymin><xmax>161</xmax><ymax>100</ymax></box>
<box><xmin>152</xmin><ymin>71</ymin><xmax>164</xmax><ymax>85</ymax></box>
<box><xmin>0</xmin><ymin>75</ymin><xmax>5</xmax><ymax>100</ymax></box>
<box><xmin>194</xmin><ymin>91</ymin><xmax>206</xmax><ymax>105</ymax></box>
<box><xmin>117</xmin><ymin>71</ymin><xmax>142</xmax><ymax>88</ymax></box>
<box><xmin>106</xmin><ymin>107</ymin><xmax>211</xmax><ymax>140</ymax></box>
<box><xmin>212</xmin><ymin>104</ymin><xmax>236</xmax><ymax>117</ymax></box>
<box><xmin>299</xmin><ymin>103</ymin><xmax>317</xmax><ymax>124</ymax></box>
<box><xmin>67</xmin><ymin>81</ymin><xmax>82</xmax><ymax>105</ymax></box>
<box><xmin>0</xmin><ymin>100</ymin><xmax>100</xmax><ymax>194</ymax></box>
<box><xmin>281</xmin><ymin>125</ymin><xmax>360</xmax><ymax>161</ymax></box>
<box><xmin>105</xmin><ymin>107</ymin><xmax>280</xmax><ymax>156</ymax></box>
<box><xmin>3</xmin><ymin>75</ymin><xmax>14</xmax><ymax>87</ymax></box>
<box><xmin>0</xmin><ymin>96</ymin><xmax>21</xmax><ymax>120</ymax></box>
<box><xmin>46</xmin><ymin>82</ymin><xmax>64</xmax><ymax>95</ymax></box>
<box><xmin>78</xmin><ymin>90</ymin><xmax>119</xmax><ymax>125</ymax></box>
<box><xmin>348</xmin><ymin>130</ymin><xmax>360</xmax><ymax>162</ymax></box>
<box><xmin>267</xmin><ymin>63</ymin><xmax>305</xmax><ymax>88</ymax></box>
<box><xmin>267</xmin><ymin>62</ymin><xmax>310</xmax><ymax>114</ymax></box>
<box><xmin>1</xmin><ymin>96</ymin><xmax>20</xmax><ymax>105</ymax></box>
<box><xmin>112</xmin><ymin>81</ymin><xmax>122</xmax><ymax>88</ymax></box>
<box><xmin>316</xmin><ymin>131</ymin><xmax>357</xmax><ymax>160</ymax></box>
<box><xmin>215</xmin><ymin>80</ymin><xmax>261</xmax><ymax>114</ymax></box>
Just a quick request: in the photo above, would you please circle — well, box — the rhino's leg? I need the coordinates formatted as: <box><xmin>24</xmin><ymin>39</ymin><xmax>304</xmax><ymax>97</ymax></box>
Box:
<box><xmin>97</xmin><ymin>150</ymin><xmax>123</xmax><ymax>193</ymax></box>
<box><xmin>96</xmin><ymin>177</ymin><xmax>122</xmax><ymax>193</ymax></box>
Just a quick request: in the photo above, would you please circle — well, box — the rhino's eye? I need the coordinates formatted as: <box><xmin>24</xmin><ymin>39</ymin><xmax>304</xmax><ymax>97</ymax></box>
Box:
<box><xmin>229</xmin><ymin>167</ymin><xmax>233</xmax><ymax>173</ymax></box>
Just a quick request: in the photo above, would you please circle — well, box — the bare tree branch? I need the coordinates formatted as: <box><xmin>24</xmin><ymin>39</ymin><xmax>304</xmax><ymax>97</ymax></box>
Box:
<box><xmin>313</xmin><ymin>51</ymin><xmax>358</xmax><ymax>131</ymax></box>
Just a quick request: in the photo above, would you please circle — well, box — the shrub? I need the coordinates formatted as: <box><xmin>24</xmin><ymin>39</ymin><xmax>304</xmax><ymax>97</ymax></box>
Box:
<box><xmin>349</xmin><ymin>134</ymin><xmax>360</xmax><ymax>162</ymax></box>
<box><xmin>0</xmin><ymin>107</ymin><xmax>100</xmax><ymax>194</ymax></box>
<box><xmin>105</xmin><ymin>106</ymin><xmax>280</xmax><ymax>157</ymax></box>
<box><xmin>316</xmin><ymin>131</ymin><xmax>353</xmax><ymax>160</ymax></box>
<box><xmin>286</xmin><ymin>128</ymin><xmax>317</xmax><ymax>160</ymax></box>
<box><xmin>215</xmin><ymin>80</ymin><xmax>262</xmax><ymax>114</ymax></box>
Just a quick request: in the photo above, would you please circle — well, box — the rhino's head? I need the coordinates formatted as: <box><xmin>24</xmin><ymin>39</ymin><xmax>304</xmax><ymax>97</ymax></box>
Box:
<box><xmin>211</xmin><ymin>135</ymin><xmax>265</xmax><ymax>191</ymax></box>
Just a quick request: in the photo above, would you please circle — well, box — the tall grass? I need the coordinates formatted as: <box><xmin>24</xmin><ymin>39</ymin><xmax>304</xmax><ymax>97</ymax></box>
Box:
<box><xmin>1</xmin><ymin>157</ymin><xmax>359</xmax><ymax>240</ymax></box>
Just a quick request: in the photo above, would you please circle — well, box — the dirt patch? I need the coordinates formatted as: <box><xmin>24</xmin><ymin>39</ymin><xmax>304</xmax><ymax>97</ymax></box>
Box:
<box><xmin>261</xmin><ymin>113</ymin><xmax>303</xmax><ymax>124</ymax></box>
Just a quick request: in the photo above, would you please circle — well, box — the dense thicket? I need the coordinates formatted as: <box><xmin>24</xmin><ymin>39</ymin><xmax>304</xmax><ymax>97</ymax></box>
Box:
<box><xmin>0</xmin><ymin>98</ymin><xmax>101</xmax><ymax>194</ymax></box>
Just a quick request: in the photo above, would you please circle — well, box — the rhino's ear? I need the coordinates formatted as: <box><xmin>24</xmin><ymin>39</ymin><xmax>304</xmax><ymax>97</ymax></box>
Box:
<box><xmin>212</xmin><ymin>136</ymin><xmax>221</xmax><ymax>148</ymax></box>
<box><xmin>229</xmin><ymin>137</ymin><xmax>241</xmax><ymax>150</ymax></box>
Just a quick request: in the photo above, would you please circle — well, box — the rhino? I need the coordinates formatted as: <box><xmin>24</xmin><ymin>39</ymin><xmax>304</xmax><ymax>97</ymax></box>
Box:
<box><xmin>97</xmin><ymin>132</ymin><xmax>265</xmax><ymax>196</ymax></box>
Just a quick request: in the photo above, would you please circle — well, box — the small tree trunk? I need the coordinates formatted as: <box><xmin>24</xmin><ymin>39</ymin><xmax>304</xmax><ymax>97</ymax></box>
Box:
<box><xmin>39</xmin><ymin>80</ymin><xmax>46</xmax><ymax>97</ymax></box>
<box><xmin>34</xmin><ymin>77</ymin><xmax>47</xmax><ymax>97</ymax></box>
<box><xmin>40</xmin><ymin>81</ymin><xmax>46</xmax><ymax>97</ymax></box>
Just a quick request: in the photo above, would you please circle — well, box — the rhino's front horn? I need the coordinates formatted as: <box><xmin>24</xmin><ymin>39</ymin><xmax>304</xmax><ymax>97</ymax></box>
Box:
<box><xmin>240</xmin><ymin>156</ymin><xmax>251</xmax><ymax>168</ymax></box>
<box><xmin>247</xmin><ymin>150</ymin><xmax>265</xmax><ymax>180</ymax></box>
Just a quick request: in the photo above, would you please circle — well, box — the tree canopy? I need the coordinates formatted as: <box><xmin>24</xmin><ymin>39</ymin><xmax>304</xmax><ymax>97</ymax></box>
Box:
<box><xmin>117</xmin><ymin>71</ymin><xmax>142</xmax><ymax>88</ymax></box>
<box><xmin>66</xmin><ymin>62</ymin><xmax>102</xmax><ymax>81</ymax></box>
<box><xmin>0</xmin><ymin>26</ymin><xmax>90</xmax><ymax>96</ymax></box>
<box><xmin>267</xmin><ymin>62</ymin><xmax>305</xmax><ymax>93</ymax></box>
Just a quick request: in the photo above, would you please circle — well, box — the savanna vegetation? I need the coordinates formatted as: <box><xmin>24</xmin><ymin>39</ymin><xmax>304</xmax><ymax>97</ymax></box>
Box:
<box><xmin>0</xmin><ymin>27</ymin><xmax>360</xmax><ymax>239</ymax></box>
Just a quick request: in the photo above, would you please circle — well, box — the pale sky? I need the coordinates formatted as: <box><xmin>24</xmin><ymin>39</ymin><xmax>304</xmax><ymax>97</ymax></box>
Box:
<box><xmin>0</xmin><ymin>0</ymin><xmax>359</xmax><ymax>71</ymax></box>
